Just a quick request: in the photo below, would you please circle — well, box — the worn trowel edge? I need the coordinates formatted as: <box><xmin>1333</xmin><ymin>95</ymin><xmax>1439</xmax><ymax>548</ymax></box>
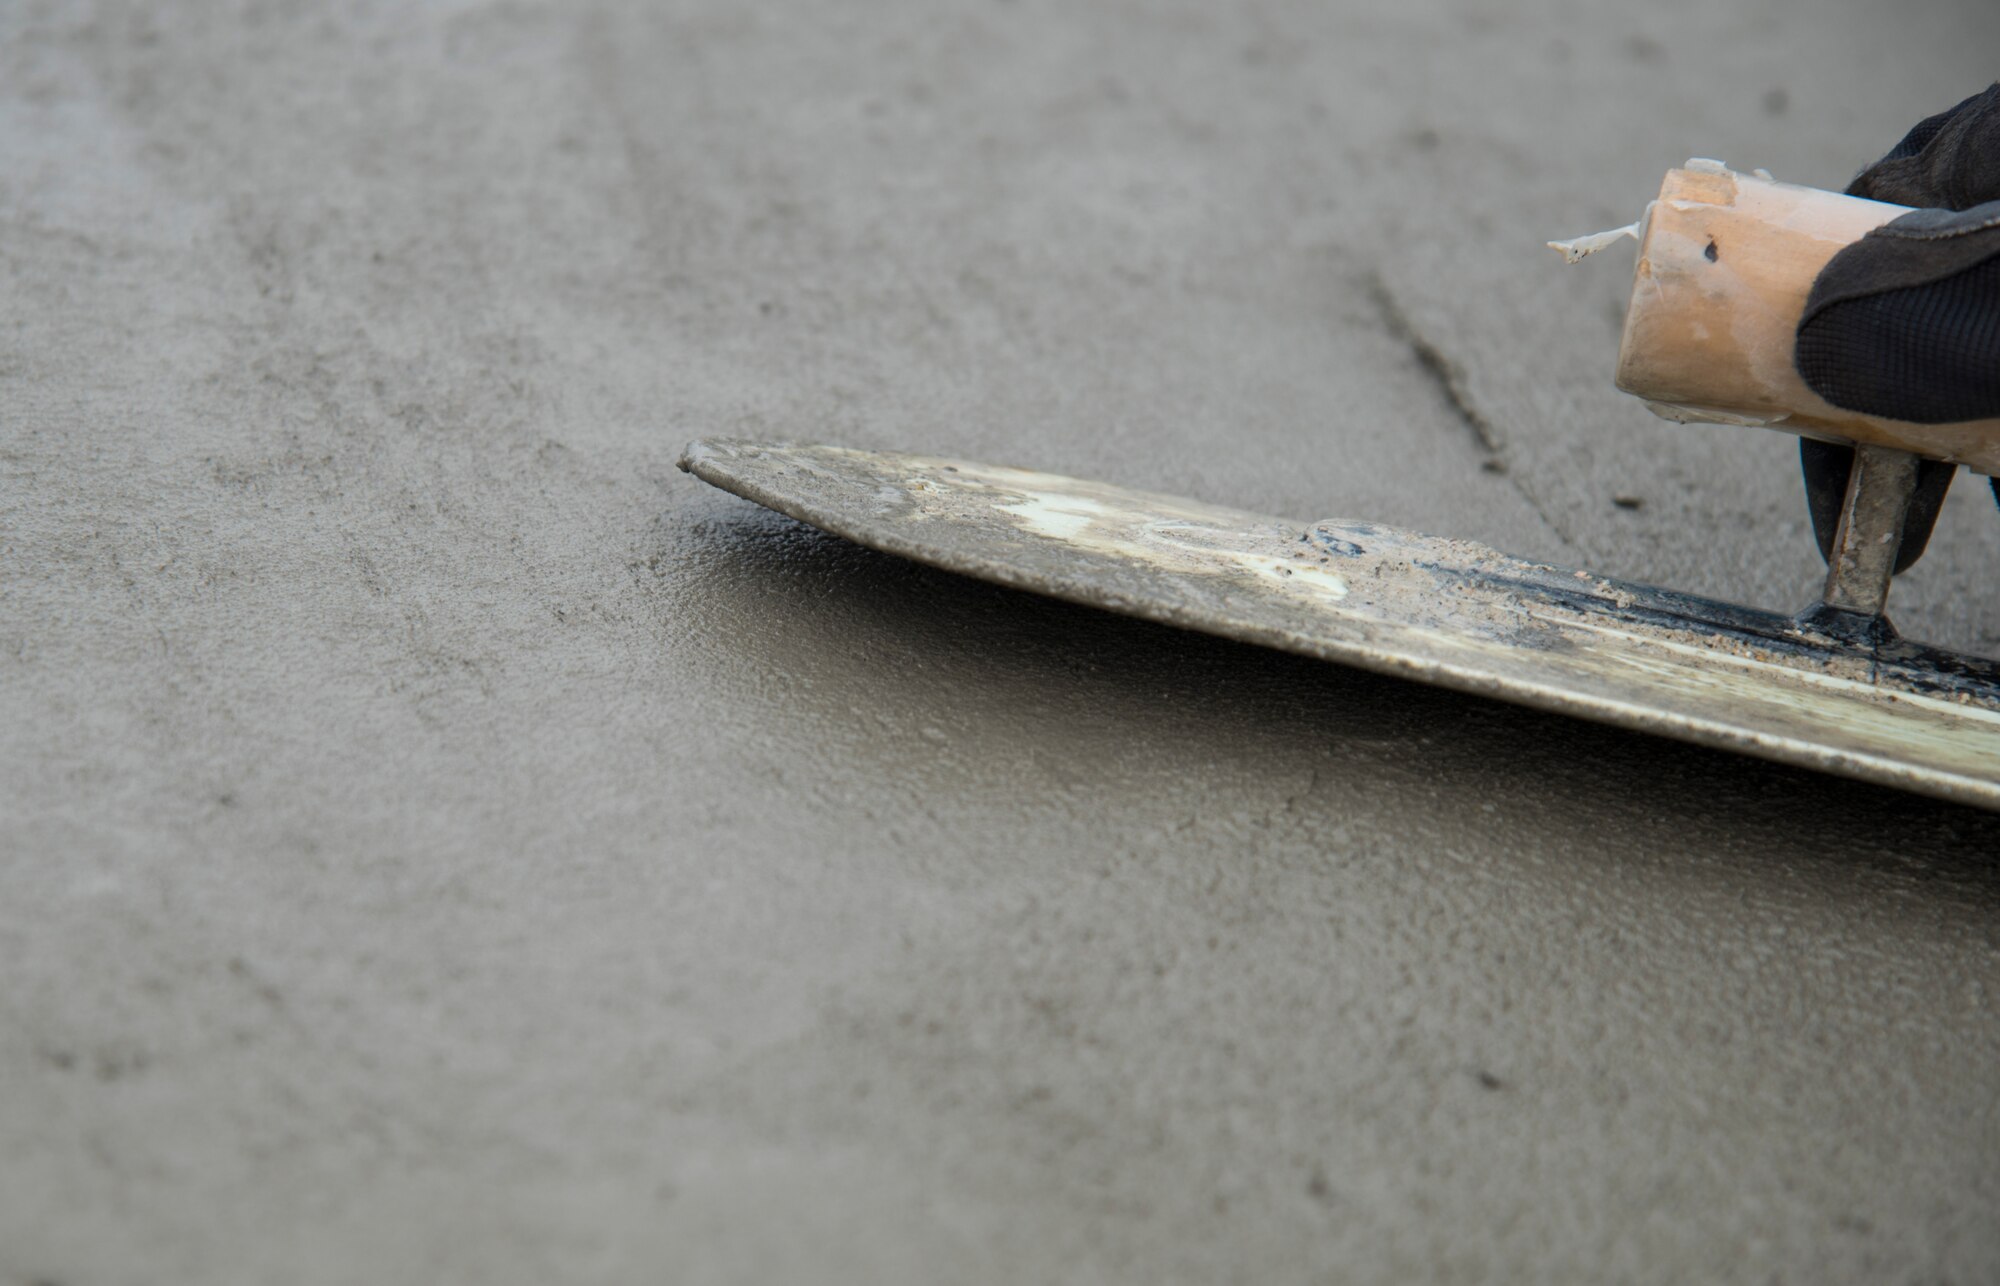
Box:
<box><xmin>679</xmin><ymin>438</ymin><xmax>2000</xmax><ymax>811</ymax></box>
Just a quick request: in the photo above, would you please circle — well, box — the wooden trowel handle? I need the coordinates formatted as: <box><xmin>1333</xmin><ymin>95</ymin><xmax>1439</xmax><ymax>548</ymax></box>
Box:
<box><xmin>1615</xmin><ymin>165</ymin><xmax>2000</xmax><ymax>476</ymax></box>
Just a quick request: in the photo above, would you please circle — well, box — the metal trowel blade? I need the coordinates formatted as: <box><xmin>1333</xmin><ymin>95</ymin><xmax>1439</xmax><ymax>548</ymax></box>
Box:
<box><xmin>680</xmin><ymin>439</ymin><xmax>2000</xmax><ymax>811</ymax></box>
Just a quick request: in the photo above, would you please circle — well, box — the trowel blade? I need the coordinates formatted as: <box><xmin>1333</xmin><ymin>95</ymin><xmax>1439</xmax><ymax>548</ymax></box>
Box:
<box><xmin>680</xmin><ymin>439</ymin><xmax>2000</xmax><ymax>811</ymax></box>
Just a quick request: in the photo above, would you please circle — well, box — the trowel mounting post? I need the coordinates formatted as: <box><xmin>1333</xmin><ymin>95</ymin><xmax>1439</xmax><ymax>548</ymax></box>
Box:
<box><xmin>1815</xmin><ymin>444</ymin><xmax>1915</xmax><ymax>626</ymax></box>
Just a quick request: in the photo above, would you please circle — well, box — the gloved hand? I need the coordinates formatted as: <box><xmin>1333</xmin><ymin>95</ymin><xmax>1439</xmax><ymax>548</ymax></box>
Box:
<box><xmin>1794</xmin><ymin>86</ymin><xmax>2000</xmax><ymax>567</ymax></box>
<box><xmin>1795</xmin><ymin>86</ymin><xmax>2000</xmax><ymax>425</ymax></box>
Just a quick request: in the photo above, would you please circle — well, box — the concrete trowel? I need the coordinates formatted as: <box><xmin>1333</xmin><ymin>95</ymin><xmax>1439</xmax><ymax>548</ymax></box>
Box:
<box><xmin>681</xmin><ymin>162</ymin><xmax>2000</xmax><ymax>810</ymax></box>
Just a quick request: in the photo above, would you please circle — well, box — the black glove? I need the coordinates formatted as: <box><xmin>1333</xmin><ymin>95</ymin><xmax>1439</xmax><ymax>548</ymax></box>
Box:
<box><xmin>1794</xmin><ymin>87</ymin><xmax>2000</xmax><ymax>568</ymax></box>
<box><xmin>1795</xmin><ymin>86</ymin><xmax>2000</xmax><ymax>425</ymax></box>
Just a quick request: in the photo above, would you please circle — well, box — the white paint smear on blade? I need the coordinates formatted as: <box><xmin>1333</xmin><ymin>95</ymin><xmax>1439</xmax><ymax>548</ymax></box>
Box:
<box><xmin>996</xmin><ymin>491</ymin><xmax>1111</xmax><ymax>540</ymax></box>
<box><xmin>982</xmin><ymin>485</ymin><xmax>1349</xmax><ymax>600</ymax></box>
<box><xmin>1269</xmin><ymin>562</ymin><xmax>1350</xmax><ymax>597</ymax></box>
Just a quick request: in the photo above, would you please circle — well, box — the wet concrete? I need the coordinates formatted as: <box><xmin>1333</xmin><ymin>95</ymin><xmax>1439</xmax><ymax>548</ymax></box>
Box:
<box><xmin>3</xmin><ymin>1</ymin><xmax>1998</xmax><ymax>1282</ymax></box>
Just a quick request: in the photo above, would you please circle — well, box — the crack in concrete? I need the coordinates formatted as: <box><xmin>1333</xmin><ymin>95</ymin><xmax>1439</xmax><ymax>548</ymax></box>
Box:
<box><xmin>1369</xmin><ymin>273</ymin><xmax>1504</xmax><ymax>459</ymax></box>
<box><xmin>1369</xmin><ymin>273</ymin><xmax>1574</xmax><ymax>549</ymax></box>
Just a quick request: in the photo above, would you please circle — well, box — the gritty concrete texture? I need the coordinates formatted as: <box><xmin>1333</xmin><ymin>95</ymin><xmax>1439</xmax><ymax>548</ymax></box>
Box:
<box><xmin>3</xmin><ymin>2</ymin><xmax>1999</xmax><ymax>1283</ymax></box>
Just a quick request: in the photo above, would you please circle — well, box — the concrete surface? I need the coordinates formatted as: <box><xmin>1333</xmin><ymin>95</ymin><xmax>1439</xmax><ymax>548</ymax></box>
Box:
<box><xmin>4</xmin><ymin>1</ymin><xmax>1999</xmax><ymax>1282</ymax></box>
